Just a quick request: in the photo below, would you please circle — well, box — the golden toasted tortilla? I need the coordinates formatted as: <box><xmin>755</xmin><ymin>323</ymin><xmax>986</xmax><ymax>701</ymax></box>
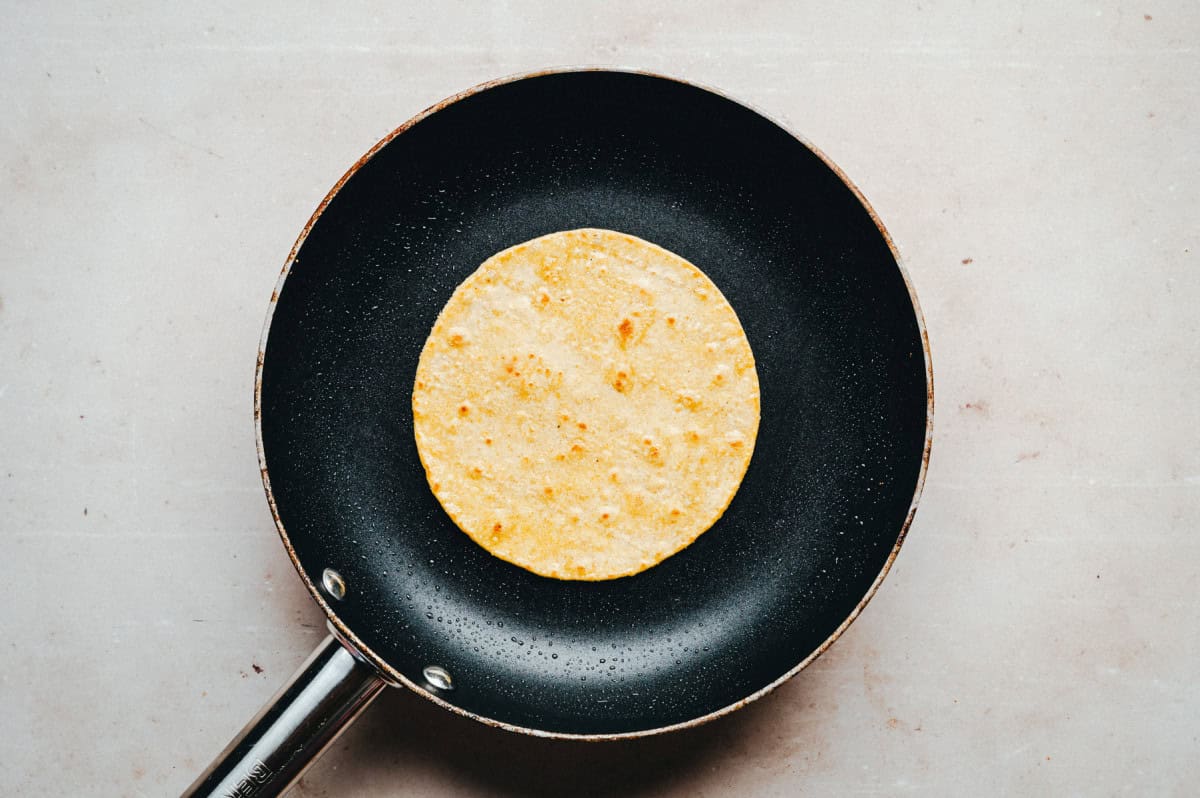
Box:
<box><xmin>412</xmin><ymin>229</ymin><xmax>759</xmax><ymax>580</ymax></box>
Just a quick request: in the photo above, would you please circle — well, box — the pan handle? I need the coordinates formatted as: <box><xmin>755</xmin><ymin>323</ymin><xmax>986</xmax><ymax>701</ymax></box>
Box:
<box><xmin>182</xmin><ymin>631</ymin><xmax>388</xmax><ymax>798</ymax></box>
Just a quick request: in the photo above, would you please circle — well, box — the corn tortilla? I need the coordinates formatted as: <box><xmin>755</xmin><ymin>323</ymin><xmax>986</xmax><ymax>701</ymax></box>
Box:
<box><xmin>412</xmin><ymin>229</ymin><xmax>759</xmax><ymax>580</ymax></box>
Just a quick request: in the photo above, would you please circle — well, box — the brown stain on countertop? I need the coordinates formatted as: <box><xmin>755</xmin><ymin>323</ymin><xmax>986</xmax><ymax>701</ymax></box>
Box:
<box><xmin>961</xmin><ymin>400</ymin><xmax>990</xmax><ymax>416</ymax></box>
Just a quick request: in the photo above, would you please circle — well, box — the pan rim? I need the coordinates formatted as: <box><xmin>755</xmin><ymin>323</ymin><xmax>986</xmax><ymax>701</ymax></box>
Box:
<box><xmin>253</xmin><ymin>66</ymin><xmax>934</xmax><ymax>740</ymax></box>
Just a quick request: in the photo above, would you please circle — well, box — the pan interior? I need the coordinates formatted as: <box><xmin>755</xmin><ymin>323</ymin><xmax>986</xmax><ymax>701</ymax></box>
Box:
<box><xmin>259</xmin><ymin>71</ymin><xmax>928</xmax><ymax>735</ymax></box>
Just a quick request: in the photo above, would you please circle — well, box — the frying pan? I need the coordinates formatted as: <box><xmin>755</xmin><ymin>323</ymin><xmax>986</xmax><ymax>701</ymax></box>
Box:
<box><xmin>184</xmin><ymin>69</ymin><xmax>932</xmax><ymax>797</ymax></box>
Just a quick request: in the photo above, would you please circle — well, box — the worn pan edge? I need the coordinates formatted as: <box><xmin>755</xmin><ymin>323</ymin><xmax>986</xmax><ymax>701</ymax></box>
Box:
<box><xmin>252</xmin><ymin>66</ymin><xmax>935</xmax><ymax>740</ymax></box>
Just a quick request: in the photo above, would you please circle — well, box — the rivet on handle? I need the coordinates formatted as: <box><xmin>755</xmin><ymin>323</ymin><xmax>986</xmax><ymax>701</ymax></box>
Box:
<box><xmin>423</xmin><ymin>665</ymin><xmax>454</xmax><ymax>691</ymax></box>
<box><xmin>321</xmin><ymin>568</ymin><xmax>346</xmax><ymax>600</ymax></box>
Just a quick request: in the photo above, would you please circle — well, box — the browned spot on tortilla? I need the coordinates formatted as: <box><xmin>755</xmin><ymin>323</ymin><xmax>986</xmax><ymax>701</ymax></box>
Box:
<box><xmin>618</xmin><ymin>317</ymin><xmax>634</xmax><ymax>345</ymax></box>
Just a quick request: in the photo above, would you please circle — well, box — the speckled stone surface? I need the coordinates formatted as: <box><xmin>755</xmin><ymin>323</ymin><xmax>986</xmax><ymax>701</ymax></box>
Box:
<box><xmin>2</xmin><ymin>3</ymin><xmax>1197</xmax><ymax>795</ymax></box>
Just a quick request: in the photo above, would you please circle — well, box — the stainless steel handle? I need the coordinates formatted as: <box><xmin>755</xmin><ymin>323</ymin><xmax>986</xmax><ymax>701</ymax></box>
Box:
<box><xmin>182</xmin><ymin>633</ymin><xmax>388</xmax><ymax>798</ymax></box>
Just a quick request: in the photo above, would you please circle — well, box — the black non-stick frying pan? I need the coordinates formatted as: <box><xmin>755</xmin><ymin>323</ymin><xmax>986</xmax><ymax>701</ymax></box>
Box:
<box><xmin>184</xmin><ymin>69</ymin><xmax>932</xmax><ymax>797</ymax></box>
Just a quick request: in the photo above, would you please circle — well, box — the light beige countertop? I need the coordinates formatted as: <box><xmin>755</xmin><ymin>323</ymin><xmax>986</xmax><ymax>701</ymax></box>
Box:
<box><xmin>3</xmin><ymin>2</ymin><xmax>1197</xmax><ymax>795</ymax></box>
